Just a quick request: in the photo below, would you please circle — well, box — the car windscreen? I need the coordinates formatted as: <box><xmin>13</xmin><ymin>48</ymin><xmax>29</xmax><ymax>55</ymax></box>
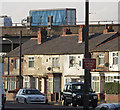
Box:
<box><xmin>72</xmin><ymin>84</ymin><xmax>93</xmax><ymax>93</ymax></box>
<box><xmin>25</xmin><ymin>90</ymin><xmax>43</xmax><ymax>95</ymax></box>
<box><xmin>72</xmin><ymin>84</ymin><xmax>83</xmax><ymax>92</ymax></box>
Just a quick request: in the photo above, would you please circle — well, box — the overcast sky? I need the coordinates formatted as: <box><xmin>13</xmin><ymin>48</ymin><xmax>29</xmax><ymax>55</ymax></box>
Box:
<box><xmin>0</xmin><ymin>0</ymin><xmax>119</xmax><ymax>24</ymax></box>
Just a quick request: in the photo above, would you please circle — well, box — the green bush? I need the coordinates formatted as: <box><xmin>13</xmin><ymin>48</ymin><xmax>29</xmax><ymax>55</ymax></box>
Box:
<box><xmin>104</xmin><ymin>82</ymin><xmax>120</xmax><ymax>94</ymax></box>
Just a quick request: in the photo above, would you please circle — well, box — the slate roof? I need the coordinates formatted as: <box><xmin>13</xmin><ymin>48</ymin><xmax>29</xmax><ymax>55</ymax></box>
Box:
<box><xmin>90</xmin><ymin>36</ymin><xmax>120</xmax><ymax>52</ymax></box>
<box><xmin>6</xmin><ymin>32</ymin><xmax>118</xmax><ymax>57</ymax></box>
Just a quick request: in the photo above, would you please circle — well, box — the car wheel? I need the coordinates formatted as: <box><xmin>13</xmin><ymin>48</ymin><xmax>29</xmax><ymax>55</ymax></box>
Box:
<box><xmin>92</xmin><ymin>102</ymin><xmax>97</xmax><ymax>108</ymax></box>
<box><xmin>16</xmin><ymin>98</ymin><xmax>19</xmax><ymax>103</ymax></box>
<box><xmin>72</xmin><ymin>98</ymin><xmax>77</xmax><ymax>107</ymax></box>
<box><xmin>62</xmin><ymin>99</ymin><xmax>68</xmax><ymax>106</ymax></box>
<box><xmin>45</xmin><ymin>99</ymin><xmax>48</xmax><ymax>104</ymax></box>
<box><xmin>2</xmin><ymin>104</ymin><xmax>5</xmax><ymax>110</ymax></box>
<box><xmin>24</xmin><ymin>98</ymin><xmax>28</xmax><ymax>104</ymax></box>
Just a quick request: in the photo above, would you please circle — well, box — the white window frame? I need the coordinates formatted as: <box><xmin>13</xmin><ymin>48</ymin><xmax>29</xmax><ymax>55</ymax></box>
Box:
<box><xmin>105</xmin><ymin>76</ymin><xmax>114</xmax><ymax>82</ymax></box>
<box><xmin>28</xmin><ymin>56</ymin><xmax>34</xmax><ymax>68</ymax></box>
<box><xmin>48</xmin><ymin>77</ymin><xmax>53</xmax><ymax>93</ymax></box>
<box><xmin>92</xmin><ymin>76</ymin><xmax>100</xmax><ymax>93</ymax></box>
<box><xmin>24</xmin><ymin>76</ymin><xmax>30</xmax><ymax>88</ymax></box>
<box><xmin>113</xmin><ymin>52</ymin><xmax>118</xmax><ymax>65</ymax></box>
<box><xmin>98</xmin><ymin>53</ymin><xmax>104</xmax><ymax>65</ymax></box>
<box><xmin>14</xmin><ymin>59</ymin><xmax>19</xmax><ymax>69</ymax></box>
<box><xmin>52</xmin><ymin>57</ymin><xmax>59</xmax><ymax>68</ymax></box>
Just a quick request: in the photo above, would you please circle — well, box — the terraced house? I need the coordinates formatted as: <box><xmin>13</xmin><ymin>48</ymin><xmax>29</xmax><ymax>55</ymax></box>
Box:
<box><xmin>3</xmin><ymin>26</ymin><xmax>120</xmax><ymax>101</ymax></box>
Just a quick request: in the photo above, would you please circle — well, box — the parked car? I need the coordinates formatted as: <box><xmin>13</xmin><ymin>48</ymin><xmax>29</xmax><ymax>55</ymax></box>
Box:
<box><xmin>2</xmin><ymin>81</ymin><xmax>6</xmax><ymax>110</ymax></box>
<box><xmin>16</xmin><ymin>89</ymin><xmax>48</xmax><ymax>104</ymax></box>
<box><xmin>61</xmin><ymin>82</ymin><xmax>98</xmax><ymax>108</ymax></box>
<box><xmin>95</xmin><ymin>103</ymin><xmax>120</xmax><ymax>110</ymax></box>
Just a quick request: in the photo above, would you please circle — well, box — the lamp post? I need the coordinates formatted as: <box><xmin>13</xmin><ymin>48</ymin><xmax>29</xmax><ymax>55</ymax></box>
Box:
<box><xmin>19</xmin><ymin>31</ymin><xmax>23</xmax><ymax>89</ymax></box>
<box><xmin>83</xmin><ymin>0</ymin><xmax>90</xmax><ymax>110</ymax></box>
<box><xmin>2</xmin><ymin>38</ymin><xmax>13</xmax><ymax>51</ymax></box>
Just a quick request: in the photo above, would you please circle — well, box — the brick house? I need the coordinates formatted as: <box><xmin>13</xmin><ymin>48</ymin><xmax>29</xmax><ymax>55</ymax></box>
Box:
<box><xmin>3</xmin><ymin>25</ymin><xmax>119</xmax><ymax>101</ymax></box>
<box><xmin>90</xmin><ymin>32</ymin><xmax>120</xmax><ymax>99</ymax></box>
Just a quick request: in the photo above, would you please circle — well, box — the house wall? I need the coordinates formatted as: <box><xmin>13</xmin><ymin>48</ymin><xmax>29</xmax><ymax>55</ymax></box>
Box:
<box><xmin>91</xmin><ymin>52</ymin><xmax>109</xmax><ymax>71</ymax></box>
<box><xmin>4</xmin><ymin>57</ymin><xmax>23</xmax><ymax>76</ymax></box>
<box><xmin>23</xmin><ymin>54</ymin><xmax>85</xmax><ymax>92</ymax></box>
<box><xmin>23</xmin><ymin>55</ymin><xmax>46</xmax><ymax>76</ymax></box>
<box><xmin>63</xmin><ymin>54</ymin><xmax>84</xmax><ymax>76</ymax></box>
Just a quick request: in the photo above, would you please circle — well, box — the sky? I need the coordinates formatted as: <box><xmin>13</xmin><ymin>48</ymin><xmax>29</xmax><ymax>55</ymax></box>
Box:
<box><xmin>0</xmin><ymin>0</ymin><xmax>120</xmax><ymax>24</ymax></box>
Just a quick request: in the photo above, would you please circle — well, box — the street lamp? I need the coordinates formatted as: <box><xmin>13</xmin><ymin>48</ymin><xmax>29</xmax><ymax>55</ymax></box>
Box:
<box><xmin>2</xmin><ymin>38</ymin><xmax>13</xmax><ymax>51</ymax></box>
<box><xmin>83</xmin><ymin>0</ymin><xmax>90</xmax><ymax>110</ymax></box>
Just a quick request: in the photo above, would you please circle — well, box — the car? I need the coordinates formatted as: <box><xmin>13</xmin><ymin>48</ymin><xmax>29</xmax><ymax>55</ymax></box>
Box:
<box><xmin>2</xmin><ymin>82</ymin><xmax>6</xmax><ymax>110</ymax></box>
<box><xmin>61</xmin><ymin>82</ymin><xmax>98</xmax><ymax>108</ymax></box>
<box><xmin>95</xmin><ymin>103</ymin><xmax>120</xmax><ymax>110</ymax></box>
<box><xmin>16</xmin><ymin>89</ymin><xmax>48</xmax><ymax>104</ymax></box>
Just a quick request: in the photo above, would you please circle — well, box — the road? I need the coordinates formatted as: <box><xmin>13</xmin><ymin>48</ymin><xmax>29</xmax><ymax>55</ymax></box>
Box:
<box><xmin>4</xmin><ymin>101</ymin><xmax>94</xmax><ymax>110</ymax></box>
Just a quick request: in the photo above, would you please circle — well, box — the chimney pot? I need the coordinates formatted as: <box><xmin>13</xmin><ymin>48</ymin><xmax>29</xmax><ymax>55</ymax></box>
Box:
<box><xmin>38</xmin><ymin>28</ymin><xmax>42</xmax><ymax>44</ymax></box>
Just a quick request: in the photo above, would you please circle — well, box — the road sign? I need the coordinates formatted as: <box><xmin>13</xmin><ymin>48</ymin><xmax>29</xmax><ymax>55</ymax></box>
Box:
<box><xmin>83</xmin><ymin>58</ymin><xmax>96</xmax><ymax>69</ymax></box>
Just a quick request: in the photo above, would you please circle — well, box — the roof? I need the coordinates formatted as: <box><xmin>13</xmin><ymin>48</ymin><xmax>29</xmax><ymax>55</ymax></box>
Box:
<box><xmin>90</xmin><ymin>36</ymin><xmax>120</xmax><ymax>52</ymax></box>
<box><xmin>6</xmin><ymin>32</ymin><xmax>118</xmax><ymax>57</ymax></box>
<box><xmin>30</xmin><ymin>8</ymin><xmax>76</xmax><ymax>12</ymax></box>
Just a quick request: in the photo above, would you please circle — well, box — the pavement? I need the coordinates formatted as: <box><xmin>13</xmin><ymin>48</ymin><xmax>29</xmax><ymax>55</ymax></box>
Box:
<box><xmin>49</xmin><ymin>101</ymin><xmax>62</xmax><ymax>106</ymax></box>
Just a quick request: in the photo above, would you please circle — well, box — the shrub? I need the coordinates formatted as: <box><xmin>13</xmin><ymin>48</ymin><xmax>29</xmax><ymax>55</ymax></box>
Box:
<box><xmin>104</xmin><ymin>82</ymin><xmax>120</xmax><ymax>94</ymax></box>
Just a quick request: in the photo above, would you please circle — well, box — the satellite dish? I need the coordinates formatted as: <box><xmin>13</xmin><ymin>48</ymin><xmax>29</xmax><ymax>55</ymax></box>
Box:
<box><xmin>70</xmin><ymin>59</ymin><xmax>75</xmax><ymax>65</ymax></box>
<box><xmin>47</xmin><ymin>67</ymin><xmax>52</xmax><ymax>71</ymax></box>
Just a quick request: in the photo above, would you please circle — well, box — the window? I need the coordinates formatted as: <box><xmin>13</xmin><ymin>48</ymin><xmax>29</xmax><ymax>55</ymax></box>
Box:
<box><xmin>28</xmin><ymin>57</ymin><xmax>34</xmax><ymax>68</ymax></box>
<box><xmin>66</xmin><ymin>78</ymin><xmax>71</xmax><ymax>83</ymax></box>
<box><xmin>98</xmin><ymin>54</ymin><xmax>104</xmax><ymax>65</ymax></box>
<box><xmin>113</xmin><ymin>53</ymin><xmax>118</xmax><ymax>65</ymax></box>
<box><xmin>31</xmin><ymin>77</ymin><xmax>36</xmax><ymax>89</ymax></box>
<box><xmin>24</xmin><ymin>76</ymin><xmax>30</xmax><ymax>88</ymax></box>
<box><xmin>52</xmin><ymin>57</ymin><xmax>59</xmax><ymax>68</ymax></box>
<box><xmin>48</xmin><ymin>77</ymin><xmax>53</xmax><ymax>93</ymax></box>
<box><xmin>7</xmin><ymin>77</ymin><xmax>17</xmax><ymax>91</ymax></box>
<box><xmin>105</xmin><ymin>76</ymin><xmax>114</xmax><ymax>82</ymax></box>
<box><xmin>92</xmin><ymin>82</ymin><xmax>100</xmax><ymax>93</ymax></box>
<box><xmin>69</xmin><ymin>56</ymin><xmax>76</xmax><ymax>67</ymax></box>
<box><xmin>92</xmin><ymin>76</ymin><xmax>100</xmax><ymax>93</ymax></box>
<box><xmin>14</xmin><ymin>59</ymin><xmax>19</xmax><ymax>69</ymax></box>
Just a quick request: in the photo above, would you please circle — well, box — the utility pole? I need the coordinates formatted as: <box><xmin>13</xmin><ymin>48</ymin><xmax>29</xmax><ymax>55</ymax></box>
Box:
<box><xmin>19</xmin><ymin>31</ymin><xmax>23</xmax><ymax>89</ymax></box>
<box><xmin>83</xmin><ymin>0</ymin><xmax>89</xmax><ymax>110</ymax></box>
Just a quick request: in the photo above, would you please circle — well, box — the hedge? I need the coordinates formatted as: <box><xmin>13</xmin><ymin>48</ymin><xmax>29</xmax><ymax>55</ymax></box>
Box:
<box><xmin>104</xmin><ymin>82</ymin><xmax>120</xmax><ymax>94</ymax></box>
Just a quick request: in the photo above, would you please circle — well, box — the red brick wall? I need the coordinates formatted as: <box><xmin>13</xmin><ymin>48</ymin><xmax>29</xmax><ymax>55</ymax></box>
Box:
<box><xmin>105</xmin><ymin>94</ymin><xmax>120</xmax><ymax>103</ymax></box>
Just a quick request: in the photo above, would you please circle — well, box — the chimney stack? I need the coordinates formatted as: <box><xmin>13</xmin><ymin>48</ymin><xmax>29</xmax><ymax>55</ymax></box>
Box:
<box><xmin>37</xmin><ymin>27</ymin><xmax>47</xmax><ymax>44</ymax></box>
<box><xmin>38</xmin><ymin>28</ymin><xmax>42</xmax><ymax>44</ymax></box>
<box><xmin>103</xmin><ymin>24</ymin><xmax>108</xmax><ymax>34</ymax></box>
<box><xmin>103</xmin><ymin>24</ymin><xmax>114</xmax><ymax>34</ymax></box>
<box><xmin>78</xmin><ymin>25</ymin><xmax>84</xmax><ymax>43</ymax></box>
<box><xmin>63</xmin><ymin>28</ymin><xmax>72</xmax><ymax>35</ymax></box>
<box><xmin>63</xmin><ymin>28</ymin><xmax>67</xmax><ymax>35</ymax></box>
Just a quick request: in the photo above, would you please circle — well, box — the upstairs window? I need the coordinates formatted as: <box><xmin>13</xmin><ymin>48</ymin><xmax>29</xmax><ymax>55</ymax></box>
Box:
<box><xmin>98</xmin><ymin>54</ymin><xmax>104</xmax><ymax>65</ymax></box>
<box><xmin>14</xmin><ymin>59</ymin><xmax>19</xmax><ymax>69</ymax></box>
<box><xmin>52</xmin><ymin>57</ymin><xmax>59</xmax><ymax>68</ymax></box>
<box><xmin>28</xmin><ymin>57</ymin><xmax>34</xmax><ymax>68</ymax></box>
<box><xmin>69</xmin><ymin>56</ymin><xmax>76</xmax><ymax>67</ymax></box>
<box><xmin>113</xmin><ymin>53</ymin><xmax>118</xmax><ymax>65</ymax></box>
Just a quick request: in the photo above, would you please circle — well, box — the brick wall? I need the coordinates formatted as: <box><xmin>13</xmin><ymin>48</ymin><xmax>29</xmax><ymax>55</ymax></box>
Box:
<box><xmin>105</xmin><ymin>94</ymin><xmax>120</xmax><ymax>103</ymax></box>
<box><xmin>6</xmin><ymin>91</ymin><xmax>17</xmax><ymax>101</ymax></box>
